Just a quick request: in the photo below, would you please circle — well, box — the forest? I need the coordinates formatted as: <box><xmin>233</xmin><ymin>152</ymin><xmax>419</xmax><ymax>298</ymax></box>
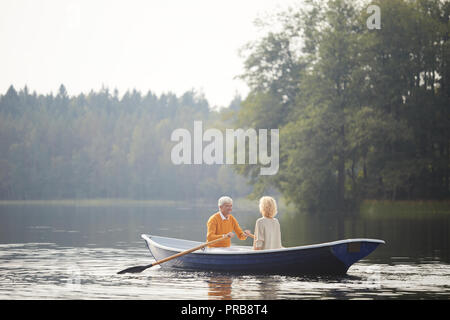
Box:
<box><xmin>235</xmin><ymin>0</ymin><xmax>450</xmax><ymax>212</ymax></box>
<box><xmin>0</xmin><ymin>0</ymin><xmax>449</xmax><ymax>213</ymax></box>
<box><xmin>0</xmin><ymin>85</ymin><xmax>251</xmax><ymax>200</ymax></box>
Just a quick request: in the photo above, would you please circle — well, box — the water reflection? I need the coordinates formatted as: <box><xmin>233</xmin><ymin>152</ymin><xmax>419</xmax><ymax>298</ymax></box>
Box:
<box><xmin>205</xmin><ymin>274</ymin><xmax>284</xmax><ymax>300</ymax></box>
<box><xmin>257</xmin><ymin>276</ymin><xmax>281</xmax><ymax>299</ymax></box>
<box><xmin>0</xmin><ymin>203</ymin><xmax>449</xmax><ymax>299</ymax></box>
<box><xmin>207</xmin><ymin>275</ymin><xmax>233</xmax><ymax>299</ymax></box>
<box><xmin>0</xmin><ymin>242</ymin><xmax>449</xmax><ymax>299</ymax></box>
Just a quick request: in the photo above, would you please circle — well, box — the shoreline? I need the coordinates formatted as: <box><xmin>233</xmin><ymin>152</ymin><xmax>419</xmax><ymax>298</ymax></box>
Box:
<box><xmin>1</xmin><ymin>198</ymin><xmax>449</xmax><ymax>216</ymax></box>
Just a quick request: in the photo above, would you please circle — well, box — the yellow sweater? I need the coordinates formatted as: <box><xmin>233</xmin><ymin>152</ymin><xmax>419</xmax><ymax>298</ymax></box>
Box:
<box><xmin>206</xmin><ymin>212</ymin><xmax>246</xmax><ymax>247</ymax></box>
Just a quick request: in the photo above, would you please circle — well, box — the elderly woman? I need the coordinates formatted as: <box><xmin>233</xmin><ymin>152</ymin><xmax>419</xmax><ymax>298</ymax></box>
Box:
<box><xmin>253</xmin><ymin>196</ymin><xmax>283</xmax><ymax>250</ymax></box>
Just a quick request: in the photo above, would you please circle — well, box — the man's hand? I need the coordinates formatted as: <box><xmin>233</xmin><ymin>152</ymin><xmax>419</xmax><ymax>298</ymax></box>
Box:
<box><xmin>224</xmin><ymin>232</ymin><xmax>234</xmax><ymax>238</ymax></box>
<box><xmin>243</xmin><ymin>230</ymin><xmax>252</xmax><ymax>239</ymax></box>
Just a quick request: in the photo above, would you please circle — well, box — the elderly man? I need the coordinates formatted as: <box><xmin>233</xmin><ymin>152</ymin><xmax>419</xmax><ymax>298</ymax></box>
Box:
<box><xmin>206</xmin><ymin>196</ymin><xmax>251</xmax><ymax>247</ymax></box>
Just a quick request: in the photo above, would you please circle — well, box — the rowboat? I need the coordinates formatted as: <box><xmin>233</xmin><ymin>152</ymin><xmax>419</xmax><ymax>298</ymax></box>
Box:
<box><xmin>141</xmin><ymin>234</ymin><xmax>385</xmax><ymax>275</ymax></box>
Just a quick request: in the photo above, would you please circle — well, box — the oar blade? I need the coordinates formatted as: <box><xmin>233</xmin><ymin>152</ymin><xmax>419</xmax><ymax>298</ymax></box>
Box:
<box><xmin>117</xmin><ymin>236</ymin><xmax>226</xmax><ymax>274</ymax></box>
<box><xmin>117</xmin><ymin>264</ymin><xmax>152</xmax><ymax>274</ymax></box>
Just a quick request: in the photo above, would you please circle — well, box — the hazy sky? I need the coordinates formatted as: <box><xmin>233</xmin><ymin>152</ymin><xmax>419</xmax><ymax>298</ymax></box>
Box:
<box><xmin>0</xmin><ymin>0</ymin><xmax>298</xmax><ymax>108</ymax></box>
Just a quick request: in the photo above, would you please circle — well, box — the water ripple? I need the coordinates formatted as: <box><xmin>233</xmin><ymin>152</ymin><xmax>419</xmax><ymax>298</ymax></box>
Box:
<box><xmin>0</xmin><ymin>243</ymin><xmax>449</xmax><ymax>299</ymax></box>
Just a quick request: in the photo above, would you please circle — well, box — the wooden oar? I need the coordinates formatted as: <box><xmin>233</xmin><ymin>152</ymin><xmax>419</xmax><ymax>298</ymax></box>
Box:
<box><xmin>117</xmin><ymin>236</ymin><xmax>230</xmax><ymax>274</ymax></box>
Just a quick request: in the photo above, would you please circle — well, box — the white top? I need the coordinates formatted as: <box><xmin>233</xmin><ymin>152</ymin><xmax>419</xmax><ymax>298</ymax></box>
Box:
<box><xmin>254</xmin><ymin>217</ymin><xmax>282</xmax><ymax>250</ymax></box>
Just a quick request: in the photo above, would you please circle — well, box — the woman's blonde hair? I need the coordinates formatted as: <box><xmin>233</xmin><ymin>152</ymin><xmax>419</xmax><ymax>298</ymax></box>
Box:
<box><xmin>259</xmin><ymin>196</ymin><xmax>277</xmax><ymax>218</ymax></box>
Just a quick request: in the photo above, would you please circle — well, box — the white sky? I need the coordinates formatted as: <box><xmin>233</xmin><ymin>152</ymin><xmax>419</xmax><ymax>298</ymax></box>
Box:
<box><xmin>0</xmin><ymin>0</ymin><xmax>299</xmax><ymax>108</ymax></box>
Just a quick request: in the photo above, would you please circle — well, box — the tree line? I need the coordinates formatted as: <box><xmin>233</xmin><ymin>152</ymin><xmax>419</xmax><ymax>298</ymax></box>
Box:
<box><xmin>0</xmin><ymin>85</ymin><xmax>251</xmax><ymax>200</ymax></box>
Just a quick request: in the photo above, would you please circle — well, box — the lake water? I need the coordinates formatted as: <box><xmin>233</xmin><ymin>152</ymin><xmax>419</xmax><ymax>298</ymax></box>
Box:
<box><xmin>0</xmin><ymin>202</ymin><xmax>449</xmax><ymax>299</ymax></box>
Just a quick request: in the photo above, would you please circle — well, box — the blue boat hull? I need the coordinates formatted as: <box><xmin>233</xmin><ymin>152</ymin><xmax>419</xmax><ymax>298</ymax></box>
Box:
<box><xmin>142</xmin><ymin>235</ymin><xmax>384</xmax><ymax>276</ymax></box>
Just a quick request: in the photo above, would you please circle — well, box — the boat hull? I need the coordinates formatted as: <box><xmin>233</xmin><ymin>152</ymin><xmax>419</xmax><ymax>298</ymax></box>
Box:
<box><xmin>142</xmin><ymin>235</ymin><xmax>384</xmax><ymax>276</ymax></box>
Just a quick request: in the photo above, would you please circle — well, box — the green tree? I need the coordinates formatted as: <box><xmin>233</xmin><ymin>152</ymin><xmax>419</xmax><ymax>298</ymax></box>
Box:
<box><xmin>236</xmin><ymin>0</ymin><xmax>450</xmax><ymax>213</ymax></box>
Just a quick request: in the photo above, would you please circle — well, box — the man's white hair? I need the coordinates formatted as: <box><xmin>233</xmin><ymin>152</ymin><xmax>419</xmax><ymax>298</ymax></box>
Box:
<box><xmin>218</xmin><ymin>196</ymin><xmax>233</xmax><ymax>207</ymax></box>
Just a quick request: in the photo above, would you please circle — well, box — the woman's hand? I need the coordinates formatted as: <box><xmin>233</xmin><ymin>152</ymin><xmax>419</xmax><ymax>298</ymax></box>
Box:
<box><xmin>243</xmin><ymin>230</ymin><xmax>252</xmax><ymax>239</ymax></box>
